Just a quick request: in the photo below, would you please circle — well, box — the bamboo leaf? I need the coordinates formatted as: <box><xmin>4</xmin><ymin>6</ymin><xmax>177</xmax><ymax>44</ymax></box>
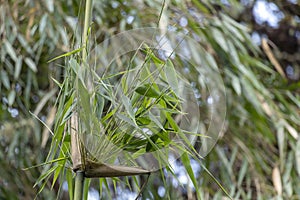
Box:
<box><xmin>8</xmin><ymin>90</ymin><xmax>16</xmax><ymax>106</ymax></box>
<box><xmin>1</xmin><ymin>69</ymin><xmax>10</xmax><ymax>89</ymax></box>
<box><xmin>33</xmin><ymin>165</ymin><xmax>58</xmax><ymax>188</ymax></box>
<box><xmin>135</xmin><ymin>83</ymin><xmax>161</xmax><ymax>98</ymax></box>
<box><xmin>121</xmin><ymin>93</ymin><xmax>135</xmax><ymax>123</ymax></box>
<box><xmin>17</xmin><ymin>34</ymin><xmax>33</xmax><ymax>55</ymax></box>
<box><xmin>181</xmin><ymin>152</ymin><xmax>201</xmax><ymax>199</ymax></box>
<box><xmin>48</xmin><ymin>47</ymin><xmax>84</xmax><ymax>63</ymax></box>
<box><xmin>25</xmin><ymin>57</ymin><xmax>37</xmax><ymax>72</ymax></box>
<box><xmin>66</xmin><ymin>169</ymin><xmax>74</xmax><ymax>200</ymax></box>
<box><xmin>4</xmin><ymin>40</ymin><xmax>17</xmax><ymax>61</ymax></box>
<box><xmin>39</xmin><ymin>14</ymin><xmax>48</xmax><ymax>34</ymax></box>
<box><xmin>231</xmin><ymin>75</ymin><xmax>241</xmax><ymax>95</ymax></box>
<box><xmin>272</xmin><ymin>166</ymin><xmax>282</xmax><ymax>195</ymax></box>
<box><xmin>295</xmin><ymin>139</ymin><xmax>300</xmax><ymax>177</ymax></box>
<box><xmin>212</xmin><ymin>28</ymin><xmax>228</xmax><ymax>52</ymax></box>
<box><xmin>14</xmin><ymin>56</ymin><xmax>22</xmax><ymax>79</ymax></box>
<box><xmin>116</xmin><ymin>113</ymin><xmax>137</xmax><ymax>128</ymax></box>
<box><xmin>83</xmin><ymin>178</ymin><xmax>91</xmax><ymax>200</ymax></box>
<box><xmin>165</xmin><ymin>59</ymin><xmax>179</xmax><ymax>96</ymax></box>
<box><xmin>237</xmin><ymin>160</ymin><xmax>248</xmax><ymax>187</ymax></box>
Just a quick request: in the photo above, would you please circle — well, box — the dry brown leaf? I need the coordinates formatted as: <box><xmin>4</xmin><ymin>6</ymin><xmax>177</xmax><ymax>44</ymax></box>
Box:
<box><xmin>70</xmin><ymin>113</ymin><xmax>83</xmax><ymax>171</ymax></box>
<box><xmin>84</xmin><ymin>159</ymin><xmax>151</xmax><ymax>178</ymax></box>
<box><xmin>41</xmin><ymin>106</ymin><xmax>57</xmax><ymax>148</ymax></box>
<box><xmin>272</xmin><ymin>166</ymin><xmax>282</xmax><ymax>195</ymax></box>
<box><xmin>261</xmin><ymin>38</ymin><xmax>286</xmax><ymax>79</ymax></box>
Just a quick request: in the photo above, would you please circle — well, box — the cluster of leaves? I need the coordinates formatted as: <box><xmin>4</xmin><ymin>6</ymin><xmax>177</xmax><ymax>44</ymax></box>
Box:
<box><xmin>215</xmin><ymin>0</ymin><xmax>300</xmax><ymax>81</ymax></box>
<box><xmin>0</xmin><ymin>0</ymin><xmax>80</xmax><ymax>199</ymax></box>
<box><xmin>41</xmin><ymin>36</ymin><xmax>214</xmax><ymax>198</ymax></box>
<box><xmin>179</xmin><ymin>1</ymin><xmax>300</xmax><ymax>199</ymax></box>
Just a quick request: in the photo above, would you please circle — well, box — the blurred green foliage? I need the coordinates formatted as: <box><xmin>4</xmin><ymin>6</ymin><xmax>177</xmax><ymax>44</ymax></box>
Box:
<box><xmin>0</xmin><ymin>0</ymin><xmax>299</xmax><ymax>199</ymax></box>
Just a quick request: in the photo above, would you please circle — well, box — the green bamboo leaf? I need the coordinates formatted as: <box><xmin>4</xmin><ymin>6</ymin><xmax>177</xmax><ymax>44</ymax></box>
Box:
<box><xmin>231</xmin><ymin>75</ymin><xmax>241</xmax><ymax>95</ymax></box>
<box><xmin>95</xmin><ymin>93</ymin><xmax>105</xmax><ymax>119</ymax></box>
<box><xmin>8</xmin><ymin>90</ymin><xmax>16</xmax><ymax>106</ymax></box>
<box><xmin>240</xmin><ymin>54</ymin><xmax>274</xmax><ymax>73</ymax></box>
<box><xmin>181</xmin><ymin>152</ymin><xmax>201</xmax><ymax>199</ymax></box>
<box><xmin>39</xmin><ymin>14</ymin><xmax>48</xmax><ymax>34</ymax></box>
<box><xmin>70</xmin><ymin>58</ymin><xmax>86</xmax><ymax>86</ymax></box>
<box><xmin>48</xmin><ymin>47</ymin><xmax>84</xmax><ymax>63</ymax></box>
<box><xmin>205</xmin><ymin>51</ymin><xmax>218</xmax><ymax>70</ymax></box>
<box><xmin>4</xmin><ymin>40</ymin><xmax>17</xmax><ymax>61</ymax></box>
<box><xmin>66</xmin><ymin>169</ymin><xmax>74</xmax><ymax>200</ymax></box>
<box><xmin>220</xmin><ymin>13</ymin><xmax>250</xmax><ymax>32</ymax></box>
<box><xmin>216</xmin><ymin>147</ymin><xmax>232</xmax><ymax>175</ymax></box>
<box><xmin>51</xmin><ymin>77</ymin><xmax>63</xmax><ymax>88</ymax></box>
<box><xmin>78</xmin><ymin>81</ymin><xmax>92</xmax><ymax>116</ymax></box>
<box><xmin>135</xmin><ymin>83</ymin><xmax>161</xmax><ymax>98</ymax></box>
<box><xmin>99</xmin><ymin>178</ymin><xmax>112</xmax><ymax>200</ymax></box>
<box><xmin>136</xmin><ymin>116</ymin><xmax>151</xmax><ymax>126</ymax></box>
<box><xmin>14</xmin><ymin>56</ymin><xmax>22</xmax><ymax>80</ymax></box>
<box><xmin>227</xmin><ymin>40</ymin><xmax>241</xmax><ymax>66</ymax></box>
<box><xmin>149</xmin><ymin>112</ymin><xmax>165</xmax><ymax>131</ymax></box>
<box><xmin>286</xmin><ymin>91</ymin><xmax>300</xmax><ymax>108</ymax></box>
<box><xmin>23</xmin><ymin>157</ymin><xmax>68</xmax><ymax>170</ymax></box>
<box><xmin>17</xmin><ymin>34</ymin><xmax>33</xmax><ymax>55</ymax></box>
<box><xmin>132</xmin><ymin>148</ymin><xmax>146</xmax><ymax>159</ymax></box>
<box><xmin>24</xmin><ymin>57</ymin><xmax>37</xmax><ymax>72</ymax></box>
<box><xmin>121</xmin><ymin>93</ymin><xmax>135</xmax><ymax>122</ymax></box>
<box><xmin>191</xmin><ymin>0</ymin><xmax>209</xmax><ymax>13</ymax></box>
<box><xmin>222</xmin><ymin>18</ymin><xmax>245</xmax><ymax>42</ymax></box>
<box><xmin>237</xmin><ymin>160</ymin><xmax>248</xmax><ymax>187</ymax></box>
<box><xmin>143</xmin><ymin>44</ymin><xmax>164</xmax><ymax>65</ymax></box>
<box><xmin>296</xmin><ymin>139</ymin><xmax>300</xmax><ymax>177</ymax></box>
<box><xmin>33</xmin><ymin>165</ymin><xmax>58</xmax><ymax>188</ymax></box>
<box><xmin>83</xmin><ymin>179</ymin><xmax>91</xmax><ymax>200</ymax></box>
<box><xmin>59</xmin><ymin>94</ymin><xmax>75</xmax><ymax>125</ymax></box>
<box><xmin>277</xmin><ymin>124</ymin><xmax>285</xmax><ymax>165</ymax></box>
<box><xmin>211</xmin><ymin>28</ymin><xmax>228</xmax><ymax>52</ymax></box>
<box><xmin>60</xmin><ymin>102</ymin><xmax>76</xmax><ymax>125</ymax></box>
<box><xmin>241</xmin><ymin>77</ymin><xmax>262</xmax><ymax>112</ymax></box>
<box><xmin>199</xmin><ymin>161</ymin><xmax>233</xmax><ymax>199</ymax></box>
<box><xmin>165</xmin><ymin>59</ymin><xmax>179</xmax><ymax>96</ymax></box>
<box><xmin>1</xmin><ymin>69</ymin><xmax>10</xmax><ymax>89</ymax></box>
<box><xmin>44</xmin><ymin>0</ymin><xmax>54</xmax><ymax>12</ymax></box>
<box><xmin>58</xmin><ymin>26</ymin><xmax>69</xmax><ymax>47</ymax></box>
<box><xmin>116</xmin><ymin>113</ymin><xmax>137</xmax><ymax>128</ymax></box>
<box><xmin>52</xmin><ymin>165</ymin><xmax>63</xmax><ymax>189</ymax></box>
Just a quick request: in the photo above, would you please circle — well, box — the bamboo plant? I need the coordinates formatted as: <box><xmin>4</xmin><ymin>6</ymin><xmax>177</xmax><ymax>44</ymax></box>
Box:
<box><xmin>35</xmin><ymin>0</ymin><xmax>228</xmax><ymax>199</ymax></box>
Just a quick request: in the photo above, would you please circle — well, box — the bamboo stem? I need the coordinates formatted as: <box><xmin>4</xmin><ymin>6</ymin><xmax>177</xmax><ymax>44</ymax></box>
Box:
<box><xmin>82</xmin><ymin>0</ymin><xmax>93</xmax><ymax>61</ymax></box>
<box><xmin>74</xmin><ymin>171</ymin><xmax>85</xmax><ymax>200</ymax></box>
<box><xmin>72</xmin><ymin>0</ymin><xmax>93</xmax><ymax>199</ymax></box>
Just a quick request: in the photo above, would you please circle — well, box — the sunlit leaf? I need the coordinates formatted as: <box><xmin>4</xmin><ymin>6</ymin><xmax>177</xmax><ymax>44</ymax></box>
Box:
<box><xmin>4</xmin><ymin>40</ymin><xmax>17</xmax><ymax>61</ymax></box>
<box><xmin>24</xmin><ymin>57</ymin><xmax>37</xmax><ymax>72</ymax></box>
<box><xmin>8</xmin><ymin>90</ymin><xmax>16</xmax><ymax>106</ymax></box>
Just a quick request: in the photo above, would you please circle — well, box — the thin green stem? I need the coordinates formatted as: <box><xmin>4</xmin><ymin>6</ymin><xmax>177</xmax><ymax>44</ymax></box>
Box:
<box><xmin>82</xmin><ymin>0</ymin><xmax>93</xmax><ymax>61</ymax></box>
<box><xmin>74</xmin><ymin>171</ymin><xmax>85</xmax><ymax>200</ymax></box>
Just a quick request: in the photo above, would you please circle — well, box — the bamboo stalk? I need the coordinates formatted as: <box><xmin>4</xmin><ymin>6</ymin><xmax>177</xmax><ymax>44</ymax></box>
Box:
<box><xmin>82</xmin><ymin>0</ymin><xmax>93</xmax><ymax>61</ymax></box>
<box><xmin>74</xmin><ymin>171</ymin><xmax>85</xmax><ymax>200</ymax></box>
<box><xmin>72</xmin><ymin>0</ymin><xmax>93</xmax><ymax>199</ymax></box>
